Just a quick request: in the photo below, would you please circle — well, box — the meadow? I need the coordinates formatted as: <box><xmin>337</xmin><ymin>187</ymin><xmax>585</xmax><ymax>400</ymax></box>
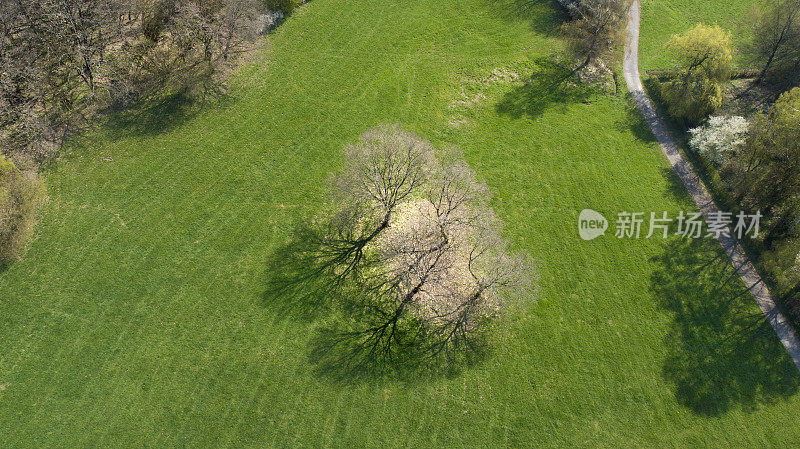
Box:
<box><xmin>2</xmin><ymin>0</ymin><xmax>799</xmax><ymax>446</ymax></box>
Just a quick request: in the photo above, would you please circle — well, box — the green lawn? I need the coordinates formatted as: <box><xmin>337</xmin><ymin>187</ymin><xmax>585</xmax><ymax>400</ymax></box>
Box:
<box><xmin>640</xmin><ymin>0</ymin><xmax>756</xmax><ymax>71</ymax></box>
<box><xmin>2</xmin><ymin>0</ymin><xmax>799</xmax><ymax>446</ymax></box>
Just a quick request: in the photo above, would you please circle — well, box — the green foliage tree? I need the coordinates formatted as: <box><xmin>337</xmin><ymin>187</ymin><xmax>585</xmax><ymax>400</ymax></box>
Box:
<box><xmin>746</xmin><ymin>0</ymin><xmax>800</xmax><ymax>91</ymax></box>
<box><xmin>0</xmin><ymin>157</ymin><xmax>46</xmax><ymax>263</ymax></box>
<box><xmin>726</xmin><ymin>87</ymin><xmax>800</xmax><ymax>247</ymax></box>
<box><xmin>661</xmin><ymin>24</ymin><xmax>733</xmax><ymax>124</ymax></box>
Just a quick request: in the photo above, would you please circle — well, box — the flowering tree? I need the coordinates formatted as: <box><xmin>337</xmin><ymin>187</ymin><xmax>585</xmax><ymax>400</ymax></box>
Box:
<box><xmin>285</xmin><ymin>125</ymin><xmax>531</xmax><ymax>372</ymax></box>
<box><xmin>689</xmin><ymin>115</ymin><xmax>749</xmax><ymax>165</ymax></box>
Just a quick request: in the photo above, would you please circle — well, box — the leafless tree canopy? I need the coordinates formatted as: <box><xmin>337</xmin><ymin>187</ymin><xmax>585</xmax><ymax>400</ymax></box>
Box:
<box><xmin>280</xmin><ymin>125</ymin><xmax>532</xmax><ymax>374</ymax></box>
<box><xmin>561</xmin><ymin>0</ymin><xmax>632</xmax><ymax>73</ymax></box>
<box><xmin>0</xmin><ymin>0</ymin><xmax>262</xmax><ymax>165</ymax></box>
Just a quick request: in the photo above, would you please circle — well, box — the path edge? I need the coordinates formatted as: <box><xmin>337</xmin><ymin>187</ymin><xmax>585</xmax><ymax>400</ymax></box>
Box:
<box><xmin>623</xmin><ymin>0</ymin><xmax>800</xmax><ymax>371</ymax></box>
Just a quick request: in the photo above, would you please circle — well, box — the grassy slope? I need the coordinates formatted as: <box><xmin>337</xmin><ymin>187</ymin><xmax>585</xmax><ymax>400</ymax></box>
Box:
<box><xmin>640</xmin><ymin>0</ymin><xmax>756</xmax><ymax>71</ymax></box>
<box><xmin>1</xmin><ymin>0</ymin><xmax>799</xmax><ymax>446</ymax></box>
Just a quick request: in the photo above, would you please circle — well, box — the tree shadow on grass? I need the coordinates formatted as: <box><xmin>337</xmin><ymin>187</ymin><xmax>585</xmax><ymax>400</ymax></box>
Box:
<box><xmin>101</xmin><ymin>91</ymin><xmax>229</xmax><ymax>140</ymax></box>
<box><xmin>651</xmin><ymin>237</ymin><xmax>800</xmax><ymax>416</ymax></box>
<box><xmin>487</xmin><ymin>0</ymin><xmax>568</xmax><ymax>36</ymax></box>
<box><xmin>259</xmin><ymin>221</ymin><xmax>340</xmax><ymax>323</ymax></box>
<box><xmin>307</xmin><ymin>322</ymin><xmax>488</xmax><ymax>385</ymax></box>
<box><xmin>260</xmin><ymin>220</ymin><xmax>490</xmax><ymax>383</ymax></box>
<box><xmin>657</xmin><ymin>167</ymin><xmax>701</xmax><ymax>208</ymax></box>
<box><xmin>495</xmin><ymin>58</ymin><xmax>593</xmax><ymax>121</ymax></box>
<box><xmin>615</xmin><ymin>102</ymin><xmax>698</xmax><ymax>208</ymax></box>
<box><xmin>617</xmin><ymin>98</ymin><xmax>657</xmax><ymax>144</ymax></box>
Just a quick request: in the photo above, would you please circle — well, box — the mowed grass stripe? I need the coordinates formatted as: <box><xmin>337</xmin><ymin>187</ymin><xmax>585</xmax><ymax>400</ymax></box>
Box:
<box><xmin>2</xmin><ymin>0</ymin><xmax>800</xmax><ymax>446</ymax></box>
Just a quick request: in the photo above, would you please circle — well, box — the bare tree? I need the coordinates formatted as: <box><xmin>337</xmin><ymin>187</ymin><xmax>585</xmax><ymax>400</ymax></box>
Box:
<box><xmin>215</xmin><ymin>0</ymin><xmax>259</xmax><ymax>60</ymax></box>
<box><xmin>263</xmin><ymin>123</ymin><xmax>436</xmax><ymax>314</ymax></box>
<box><xmin>298</xmin><ymin>128</ymin><xmax>532</xmax><ymax>373</ymax></box>
<box><xmin>322</xmin><ymin>123</ymin><xmax>435</xmax><ymax>283</ymax></box>
<box><xmin>561</xmin><ymin>0</ymin><xmax>632</xmax><ymax>74</ymax></box>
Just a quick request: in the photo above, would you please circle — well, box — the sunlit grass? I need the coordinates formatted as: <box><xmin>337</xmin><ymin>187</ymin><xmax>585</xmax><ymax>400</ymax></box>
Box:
<box><xmin>1</xmin><ymin>0</ymin><xmax>798</xmax><ymax>446</ymax></box>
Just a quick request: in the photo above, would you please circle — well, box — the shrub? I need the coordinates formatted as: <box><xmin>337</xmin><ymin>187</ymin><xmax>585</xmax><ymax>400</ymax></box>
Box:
<box><xmin>661</xmin><ymin>77</ymin><xmax>724</xmax><ymax>125</ymax></box>
<box><xmin>0</xmin><ymin>157</ymin><xmax>46</xmax><ymax>263</ymax></box>
<box><xmin>263</xmin><ymin>0</ymin><xmax>301</xmax><ymax>14</ymax></box>
<box><xmin>762</xmin><ymin>238</ymin><xmax>800</xmax><ymax>294</ymax></box>
<box><xmin>688</xmin><ymin>115</ymin><xmax>748</xmax><ymax>165</ymax></box>
<box><xmin>662</xmin><ymin>24</ymin><xmax>733</xmax><ymax>124</ymax></box>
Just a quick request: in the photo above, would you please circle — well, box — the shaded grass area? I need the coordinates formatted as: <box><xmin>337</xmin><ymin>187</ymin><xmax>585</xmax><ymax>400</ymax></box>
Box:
<box><xmin>1</xmin><ymin>0</ymin><xmax>799</xmax><ymax>446</ymax></box>
<box><xmin>261</xmin><ymin>221</ymin><xmax>493</xmax><ymax>382</ymax></box>
<box><xmin>496</xmin><ymin>58</ymin><xmax>593</xmax><ymax>120</ymax></box>
<box><xmin>652</xmin><ymin>238</ymin><xmax>800</xmax><ymax>416</ymax></box>
<box><xmin>102</xmin><ymin>93</ymin><xmax>204</xmax><ymax>139</ymax></box>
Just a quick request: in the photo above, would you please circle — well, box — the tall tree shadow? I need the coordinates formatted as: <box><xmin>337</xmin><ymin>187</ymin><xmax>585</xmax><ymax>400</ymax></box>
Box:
<box><xmin>657</xmin><ymin>167</ymin><xmax>700</xmax><ymax>208</ymax></box>
<box><xmin>259</xmin><ymin>221</ymin><xmax>343</xmax><ymax>323</ymax></box>
<box><xmin>651</xmin><ymin>237</ymin><xmax>800</xmax><ymax>416</ymax></box>
<box><xmin>487</xmin><ymin>0</ymin><xmax>568</xmax><ymax>36</ymax></box>
<box><xmin>260</xmin><ymin>219</ymin><xmax>490</xmax><ymax>383</ymax></box>
<box><xmin>616</xmin><ymin>99</ymin><xmax>658</xmax><ymax>144</ymax></box>
<box><xmin>495</xmin><ymin>58</ymin><xmax>593</xmax><ymax>121</ymax></box>
<box><xmin>101</xmin><ymin>91</ymin><xmax>230</xmax><ymax>140</ymax></box>
<box><xmin>307</xmin><ymin>321</ymin><xmax>488</xmax><ymax>384</ymax></box>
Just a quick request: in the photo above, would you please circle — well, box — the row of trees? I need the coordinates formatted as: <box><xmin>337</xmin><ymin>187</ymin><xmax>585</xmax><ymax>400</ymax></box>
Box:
<box><xmin>707</xmin><ymin>88</ymin><xmax>800</xmax><ymax>249</ymax></box>
<box><xmin>688</xmin><ymin>88</ymin><xmax>800</xmax><ymax>316</ymax></box>
<box><xmin>660</xmin><ymin>0</ymin><xmax>800</xmax><ymax>124</ymax></box>
<box><xmin>0</xmin><ymin>0</ymin><xmax>294</xmax><ymax>262</ymax></box>
<box><xmin>0</xmin><ymin>0</ymin><xmax>281</xmax><ymax>166</ymax></box>
<box><xmin>556</xmin><ymin>0</ymin><xmax>800</xmax><ymax>349</ymax></box>
<box><xmin>558</xmin><ymin>0</ymin><xmax>798</xmax><ymax>117</ymax></box>
<box><xmin>271</xmin><ymin>125</ymin><xmax>530</xmax><ymax>372</ymax></box>
<box><xmin>657</xmin><ymin>4</ymin><xmax>800</xmax><ymax>320</ymax></box>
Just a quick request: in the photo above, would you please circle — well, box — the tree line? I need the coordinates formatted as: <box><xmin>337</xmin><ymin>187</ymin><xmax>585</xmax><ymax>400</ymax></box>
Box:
<box><xmin>654</xmin><ymin>0</ymin><xmax>800</xmax><ymax>324</ymax></box>
<box><xmin>558</xmin><ymin>0</ymin><xmax>800</xmax><ymax>328</ymax></box>
<box><xmin>0</xmin><ymin>0</ymin><xmax>299</xmax><ymax>263</ymax></box>
<box><xmin>0</xmin><ymin>0</ymin><xmax>293</xmax><ymax>167</ymax></box>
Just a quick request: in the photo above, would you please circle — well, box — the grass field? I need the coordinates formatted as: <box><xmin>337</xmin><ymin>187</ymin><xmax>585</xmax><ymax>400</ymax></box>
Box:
<box><xmin>2</xmin><ymin>0</ymin><xmax>800</xmax><ymax>446</ymax></box>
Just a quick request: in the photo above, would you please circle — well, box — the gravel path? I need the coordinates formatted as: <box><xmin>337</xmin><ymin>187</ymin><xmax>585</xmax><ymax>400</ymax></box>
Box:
<box><xmin>623</xmin><ymin>0</ymin><xmax>800</xmax><ymax>371</ymax></box>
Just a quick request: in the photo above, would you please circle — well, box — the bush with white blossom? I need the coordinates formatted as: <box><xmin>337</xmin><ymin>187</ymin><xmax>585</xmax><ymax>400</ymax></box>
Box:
<box><xmin>688</xmin><ymin>115</ymin><xmax>749</xmax><ymax>165</ymax></box>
